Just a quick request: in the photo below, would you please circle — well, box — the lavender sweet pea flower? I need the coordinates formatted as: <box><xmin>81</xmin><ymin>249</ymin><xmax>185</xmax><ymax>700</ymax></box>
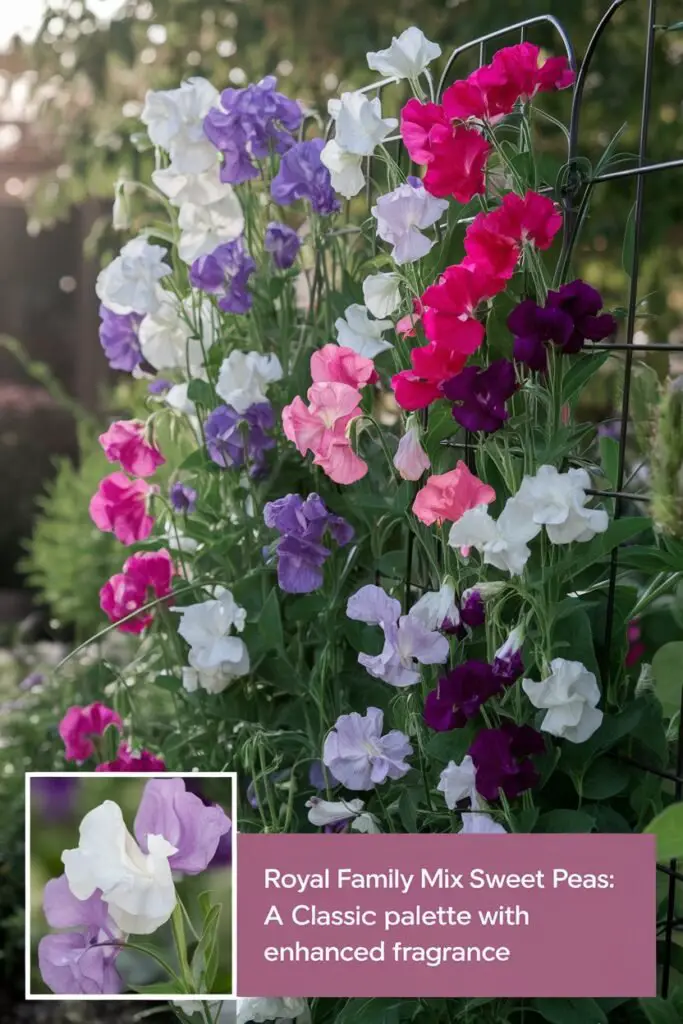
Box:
<box><xmin>148</xmin><ymin>378</ymin><xmax>172</xmax><ymax>395</ymax></box>
<box><xmin>190</xmin><ymin>238</ymin><xmax>256</xmax><ymax>314</ymax></box>
<box><xmin>263</xmin><ymin>493</ymin><xmax>353</xmax><ymax>594</ymax></box>
<box><xmin>205</xmin><ymin>403</ymin><xmax>275</xmax><ymax>476</ymax></box>
<box><xmin>443</xmin><ymin>360</ymin><xmax>518</xmax><ymax>434</ymax></box>
<box><xmin>133</xmin><ymin>777</ymin><xmax>231</xmax><ymax>875</ymax></box>
<box><xmin>323</xmin><ymin>707</ymin><xmax>413</xmax><ymax>790</ymax></box>
<box><xmin>98</xmin><ymin>305</ymin><xmax>143</xmax><ymax>372</ymax></box>
<box><xmin>204</xmin><ymin>76</ymin><xmax>302</xmax><ymax>185</ymax></box>
<box><xmin>346</xmin><ymin>584</ymin><xmax>449</xmax><ymax>687</ymax></box>
<box><xmin>271</xmin><ymin>138</ymin><xmax>340</xmax><ymax>215</ymax></box>
<box><xmin>308</xmin><ymin>760</ymin><xmax>340</xmax><ymax>790</ymax></box>
<box><xmin>264</xmin><ymin>222</ymin><xmax>301</xmax><ymax>269</ymax></box>
<box><xmin>170</xmin><ymin>481</ymin><xmax>197</xmax><ymax>514</ymax></box>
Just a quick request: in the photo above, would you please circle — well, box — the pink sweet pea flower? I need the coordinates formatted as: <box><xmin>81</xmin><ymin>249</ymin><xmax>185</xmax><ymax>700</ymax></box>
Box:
<box><xmin>99</xmin><ymin>420</ymin><xmax>165</xmax><ymax>478</ymax></box>
<box><xmin>401</xmin><ymin>98</ymin><xmax>450</xmax><ymax>164</ymax></box>
<box><xmin>89</xmin><ymin>472</ymin><xmax>155</xmax><ymax>545</ymax></box>
<box><xmin>283</xmin><ymin>382</ymin><xmax>367</xmax><ymax>485</ymax></box>
<box><xmin>100</xmin><ymin>549</ymin><xmax>175</xmax><ymax>633</ymax></box>
<box><xmin>96</xmin><ymin>744</ymin><xmax>166</xmax><ymax>772</ymax></box>
<box><xmin>464</xmin><ymin>190</ymin><xmax>562</xmax><ymax>279</ymax></box>
<box><xmin>400</xmin><ymin>98</ymin><xmax>490</xmax><ymax>203</ymax></box>
<box><xmin>422</xmin><ymin>263</ymin><xmax>505</xmax><ymax>346</ymax></box>
<box><xmin>59</xmin><ymin>702</ymin><xmax>123</xmax><ymax>763</ymax></box>
<box><xmin>310</xmin><ymin>344</ymin><xmax>377</xmax><ymax>388</ymax></box>
<box><xmin>396</xmin><ymin>297</ymin><xmax>425</xmax><ymax>338</ymax></box>
<box><xmin>413</xmin><ymin>461</ymin><xmax>496</xmax><ymax>526</ymax></box>
<box><xmin>394</xmin><ymin>421</ymin><xmax>431</xmax><ymax>481</ymax></box>
<box><xmin>392</xmin><ymin>322</ymin><xmax>483</xmax><ymax>412</ymax></box>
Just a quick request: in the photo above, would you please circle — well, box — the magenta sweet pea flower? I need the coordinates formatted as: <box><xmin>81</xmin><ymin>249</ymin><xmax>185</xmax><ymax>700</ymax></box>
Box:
<box><xmin>99</xmin><ymin>420</ymin><xmax>165</xmax><ymax>478</ymax></box>
<box><xmin>100</xmin><ymin>549</ymin><xmax>174</xmax><ymax>634</ymax></box>
<box><xmin>58</xmin><ymin>703</ymin><xmax>122</xmax><ymax>764</ymax></box>
<box><xmin>89</xmin><ymin>472</ymin><xmax>155</xmax><ymax>545</ymax></box>
<box><xmin>96</xmin><ymin>744</ymin><xmax>166</xmax><ymax>772</ymax></box>
<box><xmin>133</xmin><ymin>777</ymin><xmax>231</xmax><ymax>874</ymax></box>
<box><xmin>469</xmin><ymin>722</ymin><xmax>544</xmax><ymax>801</ymax></box>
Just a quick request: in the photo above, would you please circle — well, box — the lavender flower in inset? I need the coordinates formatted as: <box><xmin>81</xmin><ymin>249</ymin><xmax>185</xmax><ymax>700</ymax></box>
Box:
<box><xmin>170</xmin><ymin>481</ymin><xmax>197</xmax><ymax>514</ymax></box>
<box><xmin>469</xmin><ymin>722</ymin><xmax>544</xmax><ymax>801</ymax></box>
<box><xmin>134</xmin><ymin>777</ymin><xmax>231</xmax><ymax>875</ymax></box>
<box><xmin>203</xmin><ymin>75</ymin><xmax>302</xmax><ymax>185</ymax></box>
<box><xmin>263</xmin><ymin>493</ymin><xmax>353</xmax><ymax>594</ymax></box>
<box><xmin>190</xmin><ymin>238</ymin><xmax>256</xmax><ymax>314</ymax></box>
<box><xmin>424</xmin><ymin>661</ymin><xmax>504</xmax><ymax>732</ymax></box>
<box><xmin>264</xmin><ymin>222</ymin><xmax>301</xmax><ymax>269</ymax></box>
<box><xmin>323</xmin><ymin>707</ymin><xmax>413</xmax><ymax>790</ymax></box>
<box><xmin>271</xmin><ymin>138</ymin><xmax>340</xmax><ymax>215</ymax></box>
<box><xmin>205</xmin><ymin>402</ymin><xmax>275</xmax><ymax>476</ymax></box>
<box><xmin>98</xmin><ymin>305</ymin><xmax>142</xmax><ymax>373</ymax></box>
<box><xmin>443</xmin><ymin>359</ymin><xmax>517</xmax><ymax>434</ymax></box>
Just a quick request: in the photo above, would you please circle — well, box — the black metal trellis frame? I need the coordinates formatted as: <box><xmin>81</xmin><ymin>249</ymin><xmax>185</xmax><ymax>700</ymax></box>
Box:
<box><xmin>335</xmin><ymin>0</ymin><xmax>683</xmax><ymax>1001</ymax></box>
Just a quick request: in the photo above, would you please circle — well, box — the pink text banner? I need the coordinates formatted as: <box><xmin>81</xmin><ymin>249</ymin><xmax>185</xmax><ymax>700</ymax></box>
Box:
<box><xmin>236</xmin><ymin>832</ymin><xmax>656</xmax><ymax>998</ymax></box>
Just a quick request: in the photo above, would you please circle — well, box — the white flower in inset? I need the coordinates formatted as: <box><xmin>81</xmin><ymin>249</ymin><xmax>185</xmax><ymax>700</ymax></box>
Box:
<box><xmin>437</xmin><ymin>756</ymin><xmax>479</xmax><ymax>810</ymax></box>
<box><xmin>216</xmin><ymin>350</ymin><xmax>284</xmax><ymax>414</ymax></box>
<box><xmin>393</xmin><ymin>419</ymin><xmax>431</xmax><ymax>481</ymax></box>
<box><xmin>177</xmin><ymin>190</ymin><xmax>245</xmax><ymax>264</ymax></box>
<box><xmin>62</xmin><ymin>801</ymin><xmax>177</xmax><ymax>935</ymax></box>
<box><xmin>175</xmin><ymin>587</ymin><xmax>249</xmax><ymax>682</ymax></box>
<box><xmin>237</xmin><ymin>998</ymin><xmax>309</xmax><ymax>1024</ymax></box>
<box><xmin>141</xmin><ymin>78</ymin><xmax>219</xmax><ymax>174</ymax></box>
<box><xmin>335</xmin><ymin>304</ymin><xmax>393</xmax><ymax>358</ymax></box>
<box><xmin>410</xmin><ymin>581</ymin><xmax>459</xmax><ymax>632</ymax></box>
<box><xmin>328</xmin><ymin>91</ymin><xmax>397</xmax><ymax>156</ymax></box>
<box><xmin>320</xmin><ymin>140</ymin><xmax>365</xmax><ymax>199</ymax></box>
<box><xmin>96</xmin><ymin>237</ymin><xmax>170</xmax><ymax>316</ymax></box>
<box><xmin>367</xmin><ymin>27</ymin><xmax>441</xmax><ymax>80</ymax></box>
<box><xmin>352</xmin><ymin>812</ymin><xmax>382</xmax><ymax>834</ymax></box>
<box><xmin>461</xmin><ymin>812</ymin><xmax>506</xmax><ymax>835</ymax></box>
<box><xmin>515</xmin><ymin>465</ymin><xmax>609</xmax><ymax>544</ymax></box>
<box><xmin>305</xmin><ymin>796</ymin><xmax>365</xmax><ymax>827</ymax></box>
<box><xmin>372</xmin><ymin>180</ymin><xmax>448</xmax><ymax>265</ymax></box>
<box><xmin>522</xmin><ymin>658</ymin><xmax>603</xmax><ymax>744</ymax></box>
<box><xmin>362</xmin><ymin>272</ymin><xmax>402</xmax><ymax>318</ymax></box>
<box><xmin>139</xmin><ymin>294</ymin><xmax>213</xmax><ymax>376</ymax></box>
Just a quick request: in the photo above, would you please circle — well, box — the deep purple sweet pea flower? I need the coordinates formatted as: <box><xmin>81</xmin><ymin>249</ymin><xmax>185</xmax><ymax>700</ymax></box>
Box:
<box><xmin>271</xmin><ymin>138</ymin><xmax>340</xmax><ymax>215</ymax></box>
<box><xmin>38</xmin><ymin>875</ymin><xmax>122</xmax><ymax>995</ymax></box>
<box><xmin>170</xmin><ymin>481</ymin><xmax>197</xmax><ymax>514</ymax></box>
<box><xmin>424</xmin><ymin>661</ymin><xmax>504</xmax><ymax>732</ymax></box>
<box><xmin>134</xmin><ymin>777</ymin><xmax>231</xmax><ymax>875</ymax></box>
<box><xmin>98</xmin><ymin>305</ymin><xmax>143</xmax><ymax>373</ymax></box>
<box><xmin>547</xmin><ymin>279</ymin><xmax>617</xmax><ymax>354</ymax></box>
<box><xmin>190</xmin><ymin>238</ymin><xmax>256</xmax><ymax>314</ymax></box>
<box><xmin>460</xmin><ymin>590</ymin><xmax>485</xmax><ymax>630</ymax></box>
<box><xmin>205</xmin><ymin>402</ymin><xmax>275</xmax><ymax>476</ymax></box>
<box><xmin>442</xmin><ymin>359</ymin><xmax>517</xmax><ymax>434</ymax></box>
<box><xmin>469</xmin><ymin>722</ymin><xmax>544</xmax><ymax>801</ymax></box>
<box><xmin>263</xmin><ymin>493</ymin><xmax>354</xmax><ymax>594</ymax></box>
<box><xmin>204</xmin><ymin>76</ymin><xmax>303</xmax><ymax>185</ymax></box>
<box><xmin>264</xmin><ymin>222</ymin><xmax>301</xmax><ymax>269</ymax></box>
<box><xmin>32</xmin><ymin>776</ymin><xmax>78</xmax><ymax>822</ymax></box>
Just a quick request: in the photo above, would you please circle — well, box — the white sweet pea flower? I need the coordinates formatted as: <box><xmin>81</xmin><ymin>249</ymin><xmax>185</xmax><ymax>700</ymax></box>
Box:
<box><xmin>367</xmin><ymin>27</ymin><xmax>442</xmax><ymax>80</ymax></box>
<box><xmin>320</xmin><ymin>140</ymin><xmax>365</xmax><ymax>199</ymax></box>
<box><xmin>216</xmin><ymin>350</ymin><xmax>284</xmax><ymax>414</ymax></box>
<box><xmin>95</xmin><ymin>237</ymin><xmax>170</xmax><ymax>316</ymax></box>
<box><xmin>328</xmin><ymin>91</ymin><xmax>397</xmax><ymax>155</ymax></box>
<box><xmin>139</xmin><ymin>294</ymin><xmax>213</xmax><ymax>375</ymax></box>
<box><xmin>153</xmin><ymin>166</ymin><xmax>235</xmax><ymax>207</ymax></box>
<box><xmin>175</xmin><ymin>587</ymin><xmax>250</xmax><ymax>682</ymax></box>
<box><xmin>437</xmin><ymin>756</ymin><xmax>479</xmax><ymax>810</ymax></box>
<box><xmin>494</xmin><ymin>626</ymin><xmax>524</xmax><ymax>663</ymax></box>
<box><xmin>165</xmin><ymin>383</ymin><xmax>196</xmax><ymax>416</ymax></box>
<box><xmin>372</xmin><ymin>180</ymin><xmax>448</xmax><ymax>265</ymax></box>
<box><xmin>182</xmin><ymin>661</ymin><xmax>245</xmax><ymax>695</ymax></box>
<box><xmin>141</xmin><ymin>78</ymin><xmax>220</xmax><ymax>174</ymax></box>
<box><xmin>362</xmin><ymin>272</ymin><xmax>401</xmax><ymax>318</ymax></box>
<box><xmin>352</xmin><ymin>812</ymin><xmax>382</xmax><ymax>834</ymax></box>
<box><xmin>461</xmin><ymin>812</ymin><xmax>506</xmax><ymax>835</ymax></box>
<box><xmin>306</xmin><ymin>796</ymin><xmax>365</xmax><ymax>827</ymax></box>
<box><xmin>237</xmin><ymin>999</ymin><xmax>309</xmax><ymax>1024</ymax></box>
<box><xmin>448</xmin><ymin>500</ymin><xmax>539</xmax><ymax>577</ymax></box>
<box><xmin>112</xmin><ymin>181</ymin><xmax>131</xmax><ymax>230</ymax></box>
<box><xmin>334</xmin><ymin>304</ymin><xmax>393</xmax><ymax>358</ymax></box>
<box><xmin>393</xmin><ymin>419</ymin><xmax>431</xmax><ymax>481</ymax></box>
<box><xmin>522</xmin><ymin>658</ymin><xmax>603</xmax><ymax>744</ymax></box>
<box><xmin>177</xmin><ymin>190</ymin><xmax>245</xmax><ymax>264</ymax></box>
<box><xmin>514</xmin><ymin>465</ymin><xmax>609</xmax><ymax>544</ymax></box>
<box><xmin>62</xmin><ymin>800</ymin><xmax>177</xmax><ymax>935</ymax></box>
<box><xmin>410</xmin><ymin>581</ymin><xmax>459</xmax><ymax>632</ymax></box>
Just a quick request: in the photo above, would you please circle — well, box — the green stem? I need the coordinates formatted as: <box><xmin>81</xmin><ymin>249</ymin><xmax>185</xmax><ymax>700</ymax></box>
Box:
<box><xmin>170</xmin><ymin>902</ymin><xmax>195</xmax><ymax>993</ymax></box>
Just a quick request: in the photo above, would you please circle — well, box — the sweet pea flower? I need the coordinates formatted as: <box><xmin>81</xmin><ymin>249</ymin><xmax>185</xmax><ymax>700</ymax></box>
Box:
<box><xmin>98</xmin><ymin>306</ymin><xmax>143</xmax><ymax>373</ymax></box>
<box><xmin>62</xmin><ymin>800</ymin><xmax>177</xmax><ymax>935</ymax></box>
<box><xmin>264</xmin><ymin>222</ymin><xmax>301</xmax><ymax>269</ymax></box>
<box><xmin>95</xmin><ymin>237</ymin><xmax>170</xmax><ymax>316</ymax></box>
<box><xmin>97</xmin><ymin>745</ymin><xmax>166</xmax><ymax>772</ymax></box>
<box><xmin>263</xmin><ymin>493</ymin><xmax>353</xmax><ymax>594</ymax></box>
<box><xmin>205</xmin><ymin>403</ymin><xmax>275</xmax><ymax>476</ymax></box>
<box><xmin>271</xmin><ymin>138</ymin><xmax>339</xmax><ymax>214</ymax></box>
<box><xmin>400</xmin><ymin>99</ymin><xmax>491</xmax><ymax>202</ymax></box>
<box><xmin>190</xmin><ymin>238</ymin><xmax>256</xmax><ymax>314</ymax></box>
<box><xmin>412</xmin><ymin>461</ymin><xmax>495</xmax><ymax>527</ymax></box>
<box><xmin>493</xmin><ymin>627</ymin><xmax>525</xmax><ymax>682</ymax></box>
<box><xmin>514</xmin><ymin>465</ymin><xmax>609</xmax><ymax>544</ymax></box>
<box><xmin>437</xmin><ymin>756</ymin><xmax>478</xmax><ymax>810</ymax></box>
<box><xmin>310</xmin><ymin>344</ymin><xmax>376</xmax><ymax>388</ymax></box>
<box><xmin>323</xmin><ymin>707</ymin><xmax>413</xmax><ymax>790</ymax></box>
<box><xmin>216</xmin><ymin>351</ymin><xmax>283</xmax><ymax>414</ymax></box>
<box><xmin>391</xmin><ymin>331</ymin><xmax>480</xmax><ymax>411</ymax></box>
<box><xmin>139</xmin><ymin>293</ymin><xmax>214</xmax><ymax>375</ymax></box>
<box><xmin>362</xmin><ymin>272</ymin><xmax>402</xmax><ymax>318</ymax></box>
<box><xmin>443</xmin><ymin>359</ymin><xmax>518</xmax><ymax>434</ymax></box>
<box><xmin>421</xmin><ymin>262</ymin><xmax>505</xmax><ymax>345</ymax></box>
<box><xmin>134</xmin><ymin>777</ymin><xmax>231</xmax><ymax>874</ymax></box>
<box><xmin>306</xmin><ymin>796</ymin><xmax>365</xmax><ymax>828</ymax></box>
<box><xmin>141</xmin><ymin>78</ymin><xmax>220</xmax><ymax>173</ymax></box>
<box><xmin>59</xmin><ymin>703</ymin><xmax>122</xmax><ymax>764</ymax></box>
<box><xmin>334</xmin><ymin>304</ymin><xmax>393</xmax><ymax>358</ymax></box>
<box><xmin>346</xmin><ymin>583</ymin><xmax>449</xmax><ymax>687</ymax></box>
<box><xmin>174</xmin><ymin>587</ymin><xmax>250</xmax><ymax>685</ymax></box>
<box><xmin>282</xmin><ymin>382</ymin><xmax>367</xmax><ymax>485</ymax></box>
<box><xmin>367</xmin><ymin>27</ymin><xmax>441</xmax><ymax>80</ymax></box>
<box><xmin>522</xmin><ymin>658</ymin><xmax>603</xmax><ymax>743</ymax></box>
<box><xmin>237</xmin><ymin>999</ymin><xmax>309</xmax><ymax>1024</ymax></box>
<box><xmin>152</xmin><ymin>165</ymin><xmax>238</xmax><ymax>207</ymax></box>
<box><xmin>328</xmin><ymin>91</ymin><xmax>397</xmax><ymax>155</ymax></box>
<box><xmin>177</xmin><ymin>189</ymin><xmax>245</xmax><ymax>264</ymax></box>
<box><xmin>99</xmin><ymin>420</ymin><xmax>165</xmax><ymax>478</ymax></box>
<box><xmin>393</xmin><ymin>419</ymin><xmax>431</xmax><ymax>480</ymax></box>
<box><xmin>448</xmin><ymin>500</ymin><xmax>539</xmax><ymax>577</ymax></box>
<box><xmin>319</xmin><ymin>139</ymin><xmax>365</xmax><ymax>199</ymax></box>
<box><xmin>170</xmin><ymin>481</ymin><xmax>197</xmax><ymax>514</ymax></box>
<box><xmin>100</xmin><ymin>549</ymin><xmax>174</xmax><ymax>634</ymax></box>
<box><xmin>372</xmin><ymin>179</ymin><xmax>449</xmax><ymax>264</ymax></box>
<box><xmin>461</xmin><ymin>813</ymin><xmax>507</xmax><ymax>835</ymax></box>
<box><xmin>424</xmin><ymin>661</ymin><xmax>504</xmax><ymax>731</ymax></box>
<box><xmin>464</xmin><ymin>190</ymin><xmax>563</xmax><ymax>280</ymax></box>
<box><xmin>89</xmin><ymin>473</ymin><xmax>154</xmax><ymax>545</ymax></box>
<box><xmin>469</xmin><ymin>722</ymin><xmax>544</xmax><ymax>801</ymax></box>
<box><xmin>409</xmin><ymin>581</ymin><xmax>460</xmax><ymax>632</ymax></box>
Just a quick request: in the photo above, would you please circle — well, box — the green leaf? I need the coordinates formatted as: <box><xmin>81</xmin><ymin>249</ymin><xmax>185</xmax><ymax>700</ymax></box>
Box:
<box><xmin>651</xmin><ymin>642</ymin><xmax>683</xmax><ymax>717</ymax></box>
<box><xmin>644</xmin><ymin>803</ymin><xmax>683</xmax><ymax>860</ymax></box>
<box><xmin>335</xmin><ymin>998</ymin><xmax>405</xmax><ymax>1024</ymax></box>
<box><xmin>535</xmin><ymin>809</ymin><xmax>596</xmax><ymax>833</ymax></box>
<box><xmin>562</xmin><ymin>352</ymin><xmax>611</xmax><ymax>405</ymax></box>
<box><xmin>639</xmin><ymin>997</ymin><xmax>683</xmax><ymax>1024</ymax></box>
<box><xmin>398</xmin><ymin>786</ymin><xmax>420</xmax><ymax>833</ymax></box>
<box><xmin>425</xmin><ymin>721</ymin><xmax>478</xmax><ymax>764</ymax></box>
<box><xmin>127</xmin><ymin>980</ymin><xmax>184</xmax><ymax>995</ymax></box>
<box><xmin>153</xmin><ymin>673</ymin><xmax>182</xmax><ymax>693</ymax></box>
<box><xmin>555</xmin><ymin>517</ymin><xmax>650</xmax><ymax>582</ymax></box>
<box><xmin>599</xmin><ymin>435</ymin><xmax>620</xmax><ymax>490</ymax></box>
<box><xmin>580</xmin><ymin>759</ymin><xmax>630</xmax><ymax>800</ymax></box>
<box><xmin>532</xmin><ymin>998</ymin><xmax>607</xmax><ymax>1024</ymax></box>
<box><xmin>186</xmin><ymin>379</ymin><xmax>214</xmax><ymax>406</ymax></box>
<box><xmin>258</xmin><ymin>588</ymin><xmax>285</xmax><ymax>653</ymax></box>
<box><xmin>191</xmin><ymin>903</ymin><xmax>222</xmax><ymax>992</ymax></box>
<box><xmin>178</xmin><ymin>449</ymin><xmax>209</xmax><ymax>471</ymax></box>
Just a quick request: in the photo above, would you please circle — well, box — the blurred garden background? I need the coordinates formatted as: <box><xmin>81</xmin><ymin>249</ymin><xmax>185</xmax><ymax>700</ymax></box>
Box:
<box><xmin>28</xmin><ymin>773</ymin><xmax>233</xmax><ymax>996</ymax></box>
<box><xmin>0</xmin><ymin>0</ymin><xmax>683</xmax><ymax>1013</ymax></box>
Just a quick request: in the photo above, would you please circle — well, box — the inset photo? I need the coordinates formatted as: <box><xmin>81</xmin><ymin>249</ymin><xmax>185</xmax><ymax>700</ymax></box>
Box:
<box><xmin>26</xmin><ymin>772</ymin><xmax>236</xmax><ymax>1000</ymax></box>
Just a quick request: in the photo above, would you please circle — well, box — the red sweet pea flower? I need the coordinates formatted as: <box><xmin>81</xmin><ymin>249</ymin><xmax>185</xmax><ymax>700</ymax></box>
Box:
<box><xmin>400</xmin><ymin>98</ymin><xmax>490</xmax><ymax>203</ymax></box>
<box><xmin>422</xmin><ymin>263</ymin><xmax>506</xmax><ymax>346</ymax></box>
<box><xmin>392</xmin><ymin>323</ymin><xmax>482</xmax><ymax>412</ymax></box>
<box><xmin>464</xmin><ymin>190</ymin><xmax>562</xmax><ymax>279</ymax></box>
